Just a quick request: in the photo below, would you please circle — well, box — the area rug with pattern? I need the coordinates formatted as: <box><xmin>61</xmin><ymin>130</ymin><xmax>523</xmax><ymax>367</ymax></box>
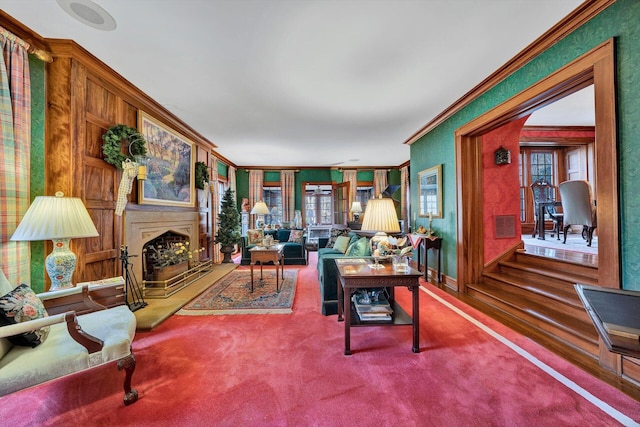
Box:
<box><xmin>176</xmin><ymin>269</ymin><xmax>297</xmax><ymax>315</ymax></box>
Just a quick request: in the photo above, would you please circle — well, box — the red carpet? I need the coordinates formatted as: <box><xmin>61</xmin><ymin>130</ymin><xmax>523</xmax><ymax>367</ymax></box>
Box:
<box><xmin>1</xmin><ymin>252</ymin><xmax>639</xmax><ymax>426</ymax></box>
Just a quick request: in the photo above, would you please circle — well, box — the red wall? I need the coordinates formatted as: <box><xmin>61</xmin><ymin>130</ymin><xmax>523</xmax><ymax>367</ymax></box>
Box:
<box><xmin>482</xmin><ymin>117</ymin><xmax>528</xmax><ymax>263</ymax></box>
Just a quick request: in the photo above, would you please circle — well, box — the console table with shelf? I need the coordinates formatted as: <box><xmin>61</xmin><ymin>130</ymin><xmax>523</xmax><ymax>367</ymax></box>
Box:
<box><xmin>336</xmin><ymin>260</ymin><xmax>422</xmax><ymax>355</ymax></box>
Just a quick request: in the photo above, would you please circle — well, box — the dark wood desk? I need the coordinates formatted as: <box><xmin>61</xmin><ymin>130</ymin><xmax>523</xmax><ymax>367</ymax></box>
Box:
<box><xmin>407</xmin><ymin>234</ymin><xmax>442</xmax><ymax>283</ymax></box>
<box><xmin>575</xmin><ymin>284</ymin><xmax>640</xmax><ymax>358</ymax></box>
<box><xmin>536</xmin><ymin>201</ymin><xmax>562</xmax><ymax>240</ymax></box>
<box><xmin>336</xmin><ymin>260</ymin><xmax>422</xmax><ymax>355</ymax></box>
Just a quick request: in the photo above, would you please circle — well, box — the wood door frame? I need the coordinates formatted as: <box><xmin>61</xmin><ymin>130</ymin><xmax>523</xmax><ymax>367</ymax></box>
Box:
<box><xmin>455</xmin><ymin>39</ymin><xmax>619</xmax><ymax>292</ymax></box>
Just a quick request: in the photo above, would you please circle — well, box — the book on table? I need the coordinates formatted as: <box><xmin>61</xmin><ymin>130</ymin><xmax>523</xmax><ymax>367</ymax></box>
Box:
<box><xmin>352</xmin><ymin>291</ymin><xmax>393</xmax><ymax>322</ymax></box>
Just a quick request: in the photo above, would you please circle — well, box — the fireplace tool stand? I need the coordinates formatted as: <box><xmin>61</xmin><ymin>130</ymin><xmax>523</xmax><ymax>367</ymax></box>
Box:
<box><xmin>120</xmin><ymin>245</ymin><xmax>147</xmax><ymax>312</ymax></box>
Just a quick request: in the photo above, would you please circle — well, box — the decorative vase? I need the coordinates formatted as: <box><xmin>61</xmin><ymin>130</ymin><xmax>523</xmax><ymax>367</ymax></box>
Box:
<box><xmin>220</xmin><ymin>245</ymin><xmax>235</xmax><ymax>263</ymax></box>
<box><xmin>293</xmin><ymin>210</ymin><xmax>302</xmax><ymax>229</ymax></box>
<box><xmin>153</xmin><ymin>261</ymin><xmax>188</xmax><ymax>282</ymax></box>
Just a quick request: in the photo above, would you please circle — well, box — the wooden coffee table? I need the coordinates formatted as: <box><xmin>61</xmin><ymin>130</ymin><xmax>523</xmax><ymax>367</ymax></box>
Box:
<box><xmin>249</xmin><ymin>244</ymin><xmax>285</xmax><ymax>292</ymax></box>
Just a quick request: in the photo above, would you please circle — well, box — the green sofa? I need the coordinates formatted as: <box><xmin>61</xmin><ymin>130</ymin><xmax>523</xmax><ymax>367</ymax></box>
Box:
<box><xmin>317</xmin><ymin>232</ymin><xmax>371</xmax><ymax>315</ymax></box>
<box><xmin>239</xmin><ymin>228</ymin><xmax>307</xmax><ymax>265</ymax></box>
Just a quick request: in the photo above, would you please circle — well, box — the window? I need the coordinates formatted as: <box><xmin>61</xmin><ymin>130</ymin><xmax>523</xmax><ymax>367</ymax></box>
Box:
<box><xmin>262</xmin><ymin>186</ymin><xmax>282</xmax><ymax>226</ymax></box>
<box><xmin>355</xmin><ymin>185</ymin><xmax>374</xmax><ymax>214</ymax></box>
<box><xmin>519</xmin><ymin>149</ymin><xmax>559</xmax><ymax>224</ymax></box>
<box><xmin>305</xmin><ymin>186</ymin><xmax>332</xmax><ymax>226</ymax></box>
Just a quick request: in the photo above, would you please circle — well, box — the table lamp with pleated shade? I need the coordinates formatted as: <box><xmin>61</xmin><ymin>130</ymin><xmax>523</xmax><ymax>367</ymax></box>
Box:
<box><xmin>11</xmin><ymin>191</ymin><xmax>99</xmax><ymax>290</ymax></box>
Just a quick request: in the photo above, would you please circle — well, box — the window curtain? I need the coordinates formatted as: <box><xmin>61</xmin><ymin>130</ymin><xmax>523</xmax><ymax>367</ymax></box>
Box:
<box><xmin>342</xmin><ymin>169</ymin><xmax>358</xmax><ymax>214</ymax></box>
<box><xmin>0</xmin><ymin>27</ymin><xmax>31</xmax><ymax>284</ymax></box>
<box><xmin>211</xmin><ymin>157</ymin><xmax>220</xmax><ymax>263</ymax></box>
<box><xmin>248</xmin><ymin>170</ymin><xmax>263</xmax><ymax>228</ymax></box>
<box><xmin>280</xmin><ymin>170</ymin><xmax>295</xmax><ymax>222</ymax></box>
<box><xmin>400</xmin><ymin>165</ymin><xmax>409</xmax><ymax>232</ymax></box>
<box><xmin>374</xmin><ymin>169</ymin><xmax>388</xmax><ymax>197</ymax></box>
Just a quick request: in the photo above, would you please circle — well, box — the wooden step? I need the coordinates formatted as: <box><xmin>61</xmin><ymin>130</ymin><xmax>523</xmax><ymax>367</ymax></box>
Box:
<box><xmin>515</xmin><ymin>249</ymin><xmax>598</xmax><ymax>280</ymax></box>
<box><xmin>500</xmin><ymin>258</ymin><xmax>598</xmax><ymax>286</ymax></box>
<box><xmin>467</xmin><ymin>281</ymin><xmax>599</xmax><ymax>356</ymax></box>
<box><xmin>482</xmin><ymin>273</ymin><xmax>588</xmax><ymax>319</ymax></box>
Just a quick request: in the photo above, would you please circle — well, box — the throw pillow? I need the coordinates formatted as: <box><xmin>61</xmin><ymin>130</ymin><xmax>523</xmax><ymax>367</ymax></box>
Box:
<box><xmin>345</xmin><ymin>236</ymin><xmax>370</xmax><ymax>257</ymax></box>
<box><xmin>332</xmin><ymin>235</ymin><xmax>351</xmax><ymax>253</ymax></box>
<box><xmin>247</xmin><ymin>229</ymin><xmax>264</xmax><ymax>245</ymax></box>
<box><xmin>0</xmin><ymin>284</ymin><xmax>50</xmax><ymax>347</ymax></box>
<box><xmin>288</xmin><ymin>229</ymin><xmax>304</xmax><ymax>244</ymax></box>
<box><xmin>325</xmin><ymin>227</ymin><xmax>351</xmax><ymax>248</ymax></box>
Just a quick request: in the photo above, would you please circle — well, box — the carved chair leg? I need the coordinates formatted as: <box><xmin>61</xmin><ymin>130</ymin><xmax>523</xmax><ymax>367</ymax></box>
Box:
<box><xmin>117</xmin><ymin>350</ymin><xmax>138</xmax><ymax>405</ymax></box>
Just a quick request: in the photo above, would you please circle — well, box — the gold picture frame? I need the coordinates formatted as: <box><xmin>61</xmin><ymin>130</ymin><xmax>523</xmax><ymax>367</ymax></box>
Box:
<box><xmin>418</xmin><ymin>164</ymin><xmax>442</xmax><ymax>218</ymax></box>
<box><xmin>138</xmin><ymin>111</ymin><xmax>195</xmax><ymax>207</ymax></box>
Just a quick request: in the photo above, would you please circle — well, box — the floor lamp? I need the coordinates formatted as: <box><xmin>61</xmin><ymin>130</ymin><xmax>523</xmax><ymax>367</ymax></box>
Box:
<box><xmin>11</xmin><ymin>191</ymin><xmax>99</xmax><ymax>290</ymax></box>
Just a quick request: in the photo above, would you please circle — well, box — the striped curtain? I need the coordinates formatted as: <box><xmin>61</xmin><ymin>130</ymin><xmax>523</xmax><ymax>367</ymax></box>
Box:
<box><xmin>228</xmin><ymin>165</ymin><xmax>236</xmax><ymax>201</ymax></box>
<box><xmin>211</xmin><ymin>157</ymin><xmax>220</xmax><ymax>263</ymax></box>
<box><xmin>342</xmin><ymin>169</ymin><xmax>358</xmax><ymax>212</ymax></box>
<box><xmin>280</xmin><ymin>170</ymin><xmax>295</xmax><ymax>221</ymax></box>
<box><xmin>400</xmin><ymin>165</ymin><xmax>409</xmax><ymax>232</ymax></box>
<box><xmin>374</xmin><ymin>169</ymin><xmax>388</xmax><ymax>197</ymax></box>
<box><xmin>0</xmin><ymin>28</ymin><xmax>31</xmax><ymax>284</ymax></box>
<box><xmin>248</xmin><ymin>170</ymin><xmax>263</xmax><ymax>228</ymax></box>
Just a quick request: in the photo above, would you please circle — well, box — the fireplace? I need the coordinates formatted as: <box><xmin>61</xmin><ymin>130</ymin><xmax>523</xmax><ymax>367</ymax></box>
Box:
<box><xmin>124</xmin><ymin>210</ymin><xmax>199</xmax><ymax>286</ymax></box>
<box><xmin>142</xmin><ymin>231</ymin><xmax>190</xmax><ymax>282</ymax></box>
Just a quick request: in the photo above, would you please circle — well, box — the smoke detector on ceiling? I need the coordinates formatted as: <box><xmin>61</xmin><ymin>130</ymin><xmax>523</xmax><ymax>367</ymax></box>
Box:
<box><xmin>56</xmin><ymin>0</ymin><xmax>116</xmax><ymax>31</ymax></box>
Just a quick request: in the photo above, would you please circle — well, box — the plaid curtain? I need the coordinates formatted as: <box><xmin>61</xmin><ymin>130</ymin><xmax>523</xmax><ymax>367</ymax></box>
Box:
<box><xmin>374</xmin><ymin>169</ymin><xmax>388</xmax><ymax>198</ymax></box>
<box><xmin>248</xmin><ymin>170</ymin><xmax>263</xmax><ymax>228</ymax></box>
<box><xmin>400</xmin><ymin>165</ymin><xmax>409</xmax><ymax>232</ymax></box>
<box><xmin>0</xmin><ymin>27</ymin><xmax>31</xmax><ymax>284</ymax></box>
<box><xmin>211</xmin><ymin>157</ymin><xmax>220</xmax><ymax>263</ymax></box>
<box><xmin>280</xmin><ymin>170</ymin><xmax>295</xmax><ymax>221</ymax></box>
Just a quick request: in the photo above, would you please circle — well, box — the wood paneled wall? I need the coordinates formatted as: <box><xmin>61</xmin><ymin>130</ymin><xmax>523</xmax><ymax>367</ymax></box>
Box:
<box><xmin>39</xmin><ymin>39</ymin><xmax>217</xmax><ymax>288</ymax></box>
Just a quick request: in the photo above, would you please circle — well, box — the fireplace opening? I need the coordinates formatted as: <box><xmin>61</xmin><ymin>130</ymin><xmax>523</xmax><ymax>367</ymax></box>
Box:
<box><xmin>142</xmin><ymin>231</ymin><xmax>190</xmax><ymax>282</ymax></box>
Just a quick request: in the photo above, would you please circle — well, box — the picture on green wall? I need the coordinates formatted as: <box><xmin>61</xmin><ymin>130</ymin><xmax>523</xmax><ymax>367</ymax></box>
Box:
<box><xmin>418</xmin><ymin>164</ymin><xmax>442</xmax><ymax>219</ymax></box>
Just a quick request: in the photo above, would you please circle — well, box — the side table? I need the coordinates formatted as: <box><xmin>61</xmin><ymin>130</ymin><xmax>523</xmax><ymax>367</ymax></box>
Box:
<box><xmin>248</xmin><ymin>244</ymin><xmax>285</xmax><ymax>292</ymax></box>
<box><xmin>304</xmin><ymin>241</ymin><xmax>318</xmax><ymax>264</ymax></box>
<box><xmin>407</xmin><ymin>234</ymin><xmax>442</xmax><ymax>283</ymax></box>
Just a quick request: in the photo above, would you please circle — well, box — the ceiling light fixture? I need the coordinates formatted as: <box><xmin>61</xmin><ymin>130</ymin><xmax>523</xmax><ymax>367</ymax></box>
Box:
<box><xmin>56</xmin><ymin>0</ymin><xmax>117</xmax><ymax>31</ymax></box>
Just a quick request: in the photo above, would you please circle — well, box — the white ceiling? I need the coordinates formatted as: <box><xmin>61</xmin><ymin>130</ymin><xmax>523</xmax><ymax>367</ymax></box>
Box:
<box><xmin>0</xmin><ymin>0</ymin><xmax>588</xmax><ymax>167</ymax></box>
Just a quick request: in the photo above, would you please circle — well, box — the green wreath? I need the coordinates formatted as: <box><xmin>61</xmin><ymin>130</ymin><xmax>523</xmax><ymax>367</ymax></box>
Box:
<box><xmin>102</xmin><ymin>124</ymin><xmax>147</xmax><ymax>169</ymax></box>
<box><xmin>195</xmin><ymin>161</ymin><xmax>209</xmax><ymax>190</ymax></box>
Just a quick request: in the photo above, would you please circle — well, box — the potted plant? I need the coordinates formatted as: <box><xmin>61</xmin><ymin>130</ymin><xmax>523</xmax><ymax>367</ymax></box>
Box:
<box><xmin>215</xmin><ymin>188</ymin><xmax>241</xmax><ymax>263</ymax></box>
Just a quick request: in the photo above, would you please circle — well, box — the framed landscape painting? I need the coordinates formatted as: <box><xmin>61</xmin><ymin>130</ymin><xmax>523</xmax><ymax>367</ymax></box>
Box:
<box><xmin>138</xmin><ymin>111</ymin><xmax>195</xmax><ymax>207</ymax></box>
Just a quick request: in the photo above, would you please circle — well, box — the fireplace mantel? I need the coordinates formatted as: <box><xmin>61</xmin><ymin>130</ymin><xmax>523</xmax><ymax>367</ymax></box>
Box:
<box><xmin>124</xmin><ymin>210</ymin><xmax>199</xmax><ymax>283</ymax></box>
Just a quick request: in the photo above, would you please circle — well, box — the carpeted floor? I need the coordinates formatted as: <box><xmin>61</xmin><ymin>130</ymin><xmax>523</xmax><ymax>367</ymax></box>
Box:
<box><xmin>177</xmin><ymin>269</ymin><xmax>297</xmax><ymax>315</ymax></box>
<box><xmin>1</xmin><ymin>253</ymin><xmax>638</xmax><ymax>426</ymax></box>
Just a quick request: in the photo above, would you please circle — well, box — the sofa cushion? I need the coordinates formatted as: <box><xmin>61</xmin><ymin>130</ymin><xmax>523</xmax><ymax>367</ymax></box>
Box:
<box><xmin>288</xmin><ymin>229</ymin><xmax>304</xmax><ymax>244</ymax></box>
<box><xmin>0</xmin><ymin>284</ymin><xmax>50</xmax><ymax>348</ymax></box>
<box><xmin>247</xmin><ymin>229</ymin><xmax>264</xmax><ymax>245</ymax></box>
<box><xmin>325</xmin><ymin>227</ymin><xmax>350</xmax><ymax>248</ymax></box>
<box><xmin>345</xmin><ymin>236</ymin><xmax>370</xmax><ymax>257</ymax></box>
<box><xmin>333</xmin><ymin>235</ymin><xmax>351</xmax><ymax>253</ymax></box>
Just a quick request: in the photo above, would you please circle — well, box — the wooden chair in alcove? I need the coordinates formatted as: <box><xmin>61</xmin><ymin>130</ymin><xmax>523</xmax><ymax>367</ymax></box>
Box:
<box><xmin>530</xmin><ymin>179</ymin><xmax>564</xmax><ymax>240</ymax></box>
<box><xmin>559</xmin><ymin>180</ymin><xmax>598</xmax><ymax>246</ymax></box>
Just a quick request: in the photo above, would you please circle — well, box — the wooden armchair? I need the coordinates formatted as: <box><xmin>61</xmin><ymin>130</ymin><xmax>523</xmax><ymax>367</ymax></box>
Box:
<box><xmin>530</xmin><ymin>179</ymin><xmax>564</xmax><ymax>240</ymax></box>
<box><xmin>0</xmin><ymin>276</ymin><xmax>138</xmax><ymax>405</ymax></box>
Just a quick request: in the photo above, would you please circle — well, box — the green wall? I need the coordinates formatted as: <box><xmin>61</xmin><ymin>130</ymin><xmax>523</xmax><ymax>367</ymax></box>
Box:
<box><xmin>29</xmin><ymin>55</ymin><xmax>46</xmax><ymax>293</ymax></box>
<box><xmin>411</xmin><ymin>0</ymin><xmax>640</xmax><ymax>290</ymax></box>
<box><xmin>234</xmin><ymin>168</ymin><xmax>402</xmax><ymax>214</ymax></box>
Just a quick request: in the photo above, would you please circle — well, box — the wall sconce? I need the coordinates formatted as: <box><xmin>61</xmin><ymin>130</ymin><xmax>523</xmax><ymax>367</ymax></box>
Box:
<box><xmin>494</xmin><ymin>146</ymin><xmax>511</xmax><ymax>165</ymax></box>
